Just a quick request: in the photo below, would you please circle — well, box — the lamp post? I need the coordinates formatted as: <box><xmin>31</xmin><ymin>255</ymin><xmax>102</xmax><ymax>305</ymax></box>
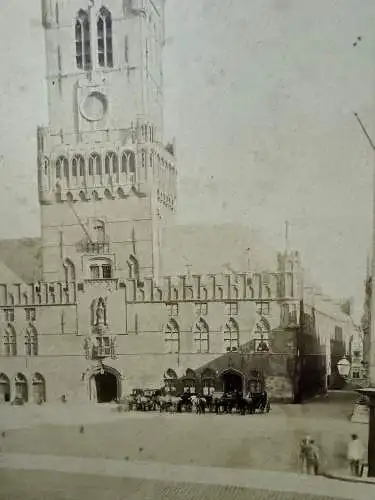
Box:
<box><xmin>354</xmin><ymin>112</ymin><xmax>375</xmax><ymax>477</ymax></box>
<box><xmin>337</xmin><ymin>357</ymin><xmax>351</xmax><ymax>379</ymax></box>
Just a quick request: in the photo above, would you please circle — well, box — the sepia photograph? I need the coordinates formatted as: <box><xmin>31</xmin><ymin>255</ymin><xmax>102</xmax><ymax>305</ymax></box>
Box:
<box><xmin>0</xmin><ymin>1</ymin><xmax>375</xmax><ymax>498</ymax></box>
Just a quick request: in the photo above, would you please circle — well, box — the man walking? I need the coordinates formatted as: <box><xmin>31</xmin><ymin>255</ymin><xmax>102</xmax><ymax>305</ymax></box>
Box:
<box><xmin>347</xmin><ymin>434</ymin><xmax>364</xmax><ymax>477</ymax></box>
<box><xmin>299</xmin><ymin>436</ymin><xmax>320</xmax><ymax>475</ymax></box>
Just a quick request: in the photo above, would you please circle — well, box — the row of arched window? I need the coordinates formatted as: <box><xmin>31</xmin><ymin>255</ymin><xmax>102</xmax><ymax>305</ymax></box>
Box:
<box><xmin>0</xmin><ymin>372</ymin><xmax>46</xmax><ymax>404</ymax></box>
<box><xmin>76</xmin><ymin>7</ymin><xmax>113</xmax><ymax>70</ymax></box>
<box><xmin>164</xmin><ymin>317</ymin><xmax>271</xmax><ymax>354</ymax></box>
<box><xmin>2</xmin><ymin>324</ymin><xmax>38</xmax><ymax>357</ymax></box>
<box><xmin>55</xmin><ymin>151</ymin><xmax>136</xmax><ymax>181</ymax></box>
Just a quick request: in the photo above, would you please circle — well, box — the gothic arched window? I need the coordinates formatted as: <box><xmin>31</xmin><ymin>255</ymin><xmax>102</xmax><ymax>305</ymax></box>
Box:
<box><xmin>56</xmin><ymin>156</ymin><xmax>68</xmax><ymax>180</ymax></box>
<box><xmin>129</xmin><ymin>152</ymin><xmax>136</xmax><ymax>182</ymax></box>
<box><xmin>97</xmin><ymin>7</ymin><xmax>113</xmax><ymax>68</ymax></box>
<box><xmin>105</xmin><ymin>152</ymin><xmax>118</xmax><ymax>175</ymax></box>
<box><xmin>89</xmin><ymin>153</ymin><xmax>102</xmax><ymax>176</ymax></box>
<box><xmin>64</xmin><ymin>259</ymin><xmax>76</xmax><ymax>282</ymax></box>
<box><xmin>25</xmin><ymin>325</ymin><xmax>38</xmax><ymax>356</ymax></box>
<box><xmin>193</xmin><ymin>318</ymin><xmax>209</xmax><ymax>353</ymax></box>
<box><xmin>75</xmin><ymin>10</ymin><xmax>91</xmax><ymax>70</ymax></box>
<box><xmin>72</xmin><ymin>155</ymin><xmax>85</xmax><ymax>178</ymax></box>
<box><xmin>224</xmin><ymin>318</ymin><xmax>239</xmax><ymax>353</ymax></box>
<box><xmin>165</xmin><ymin>319</ymin><xmax>180</xmax><ymax>354</ymax></box>
<box><xmin>4</xmin><ymin>324</ymin><xmax>17</xmax><ymax>356</ymax></box>
<box><xmin>255</xmin><ymin>317</ymin><xmax>270</xmax><ymax>352</ymax></box>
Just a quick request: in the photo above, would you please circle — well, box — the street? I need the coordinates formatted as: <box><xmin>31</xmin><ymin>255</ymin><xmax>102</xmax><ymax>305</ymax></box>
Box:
<box><xmin>0</xmin><ymin>393</ymin><xmax>373</xmax><ymax>499</ymax></box>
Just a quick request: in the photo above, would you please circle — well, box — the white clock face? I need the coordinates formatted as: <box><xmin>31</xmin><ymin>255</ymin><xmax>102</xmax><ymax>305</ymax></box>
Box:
<box><xmin>80</xmin><ymin>91</ymin><xmax>108</xmax><ymax>122</ymax></box>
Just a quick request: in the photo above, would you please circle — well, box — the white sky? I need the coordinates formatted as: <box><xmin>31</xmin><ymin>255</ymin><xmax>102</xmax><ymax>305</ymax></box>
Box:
<box><xmin>0</xmin><ymin>0</ymin><xmax>374</xmax><ymax>318</ymax></box>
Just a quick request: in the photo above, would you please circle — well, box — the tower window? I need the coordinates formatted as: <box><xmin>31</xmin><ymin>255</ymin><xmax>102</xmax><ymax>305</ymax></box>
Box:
<box><xmin>72</xmin><ymin>155</ymin><xmax>85</xmax><ymax>178</ymax></box>
<box><xmin>105</xmin><ymin>152</ymin><xmax>118</xmax><ymax>175</ymax></box>
<box><xmin>89</xmin><ymin>153</ymin><xmax>102</xmax><ymax>176</ymax></box>
<box><xmin>97</xmin><ymin>7</ymin><xmax>113</xmax><ymax>68</ymax></box>
<box><xmin>56</xmin><ymin>156</ymin><xmax>68</xmax><ymax>180</ymax></box>
<box><xmin>75</xmin><ymin>10</ymin><xmax>91</xmax><ymax>70</ymax></box>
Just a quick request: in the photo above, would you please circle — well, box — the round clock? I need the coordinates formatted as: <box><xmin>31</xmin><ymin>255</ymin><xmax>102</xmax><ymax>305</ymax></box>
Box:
<box><xmin>80</xmin><ymin>91</ymin><xmax>108</xmax><ymax>122</ymax></box>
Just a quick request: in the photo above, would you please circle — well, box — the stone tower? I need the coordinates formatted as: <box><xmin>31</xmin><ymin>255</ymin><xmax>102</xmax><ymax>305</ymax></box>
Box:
<box><xmin>38</xmin><ymin>0</ymin><xmax>176</xmax><ymax>284</ymax></box>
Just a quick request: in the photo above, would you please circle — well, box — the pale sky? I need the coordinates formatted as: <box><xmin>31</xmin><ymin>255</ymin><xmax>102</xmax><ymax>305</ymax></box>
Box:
<box><xmin>0</xmin><ymin>0</ymin><xmax>375</xmax><ymax>318</ymax></box>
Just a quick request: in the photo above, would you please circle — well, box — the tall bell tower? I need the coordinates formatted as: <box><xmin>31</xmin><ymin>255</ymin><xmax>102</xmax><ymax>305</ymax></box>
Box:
<box><xmin>38</xmin><ymin>0</ymin><xmax>176</xmax><ymax>284</ymax></box>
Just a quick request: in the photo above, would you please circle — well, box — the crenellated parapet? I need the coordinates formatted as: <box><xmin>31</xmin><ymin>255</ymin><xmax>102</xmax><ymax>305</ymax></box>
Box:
<box><xmin>124</xmin><ymin>270</ymin><xmax>300</xmax><ymax>304</ymax></box>
<box><xmin>0</xmin><ymin>281</ymin><xmax>76</xmax><ymax>307</ymax></box>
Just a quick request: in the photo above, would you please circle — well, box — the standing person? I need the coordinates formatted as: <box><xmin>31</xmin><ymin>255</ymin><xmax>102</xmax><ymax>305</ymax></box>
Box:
<box><xmin>308</xmin><ymin>439</ymin><xmax>320</xmax><ymax>475</ymax></box>
<box><xmin>299</xmin><ymin>436</ymin><xmax>320</xmax><ymax>475</ymax></box>
<box><xmin>299</xmin><ymin>436</ymin><xmax>311</xmax><ymax>474</ymax></box>
<box><xmin>347</xmin><ymin>434</ymin><xmax>364</xmax><ymax>477</ymax></box>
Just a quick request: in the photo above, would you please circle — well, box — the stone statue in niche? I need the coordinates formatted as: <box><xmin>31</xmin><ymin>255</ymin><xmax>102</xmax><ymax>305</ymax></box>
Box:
<box><xmin>95</xmin><ymin>300</ymin><xmax>106</xmax><ymax>326</ymax></box>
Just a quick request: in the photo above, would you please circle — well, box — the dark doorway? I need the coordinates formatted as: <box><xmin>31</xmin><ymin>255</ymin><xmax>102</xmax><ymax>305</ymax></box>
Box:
<box><xmin>94</xmin><ymin>372</ymin><xmax>118</xmax><ymax>403</ymax></box>
<box><xmin>221</xmin><ymin>371</ymin><xmax>243</xmax><ymax>393</ymax></box>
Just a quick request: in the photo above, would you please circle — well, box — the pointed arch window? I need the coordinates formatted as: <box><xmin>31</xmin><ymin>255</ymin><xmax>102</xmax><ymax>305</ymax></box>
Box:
<box><xmin>255</xmin><ymin>317</ymin><xmax>270</xmax><ymax>352</ymax></box>
<box><xmin>64</xmin><ymin>259</ymin><xmax>76</xmax><ymax>282</ymax></box>
<box><xmin>4</xmin><ymin>324</ymin><xmax>17</xmax><ymax>356</ymax></box>
<box><xmin>25</xmin><ymin>325</ymin><xmax>38</xmax><ymax>356</ymax></box>
<box><xmin>89</xmin><ymin>153</ymin><xmax>102</xmax><ymax>176</ymax></box>
<box><xmin>129</xmin><ymin>152</ymin><xmax>136</xmax><ymax>182</ymax></box>
<box><xmin>0</xmin><ymin>373</ymin><xmax>10</xmax><ymax>402</ymax></box>
<box><xmin>193</xmin><ymin>318</ymin><xmax>209</xmax><ymax>353</ymax></box>
<box><xmin>224</xmin><ymin>318</ymin><xmax>239</xmax><ymax>352</ymax></box>
<box><xmin>32</xmin><ymin>373</ymin><xmax>46</xmax><ymax>403</ymax></box>
<box><xmin>97</xmin><ymin>7</ymin><xmax>113</xmax><ymax>68</ymax></box>
<box><xmin>56</xmin><ymin>156</ymin><xmax>68</xmax><ymax>180</ymax></box>
<box><xmin>75</xmin><ymin>10</ymin><xmax>91</xmax><ymax>70</ymax></box>
<box><xmin>14</xmin><ymin>373</ymin><xmax>28</xmax><ymax>402</ymax></box>
<box><xmin>165</xmin><ymin>319</ymin><xmax>180</xmax><ymax>354</ymax></box>
<box><xmin>72</xmin><ymin>155</ymin><xmax>85</xmax><ymax>178</ymax></box>
<box><xmin>121</xmin><ymin>151</ymin><xmax>136</xmax><ymax>180</ymax></box>
<box><xmin>104</xmin><ymin>152</ymin><xmax>118</xmax><ymax>175</ymax></box>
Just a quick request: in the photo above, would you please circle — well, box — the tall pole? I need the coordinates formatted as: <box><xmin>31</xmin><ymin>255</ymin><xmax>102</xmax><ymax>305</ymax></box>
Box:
<box><xmin>354</xmin><ymin>112</ymin><xmax>375</xmax><ymax>476</ymax></box>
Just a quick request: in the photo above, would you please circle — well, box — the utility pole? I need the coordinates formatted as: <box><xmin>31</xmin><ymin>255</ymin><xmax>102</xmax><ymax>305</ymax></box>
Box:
<box><xmin>354</xmin><ymin>112</ymin><xmax>375</xmax><ymax>477</ymax></box>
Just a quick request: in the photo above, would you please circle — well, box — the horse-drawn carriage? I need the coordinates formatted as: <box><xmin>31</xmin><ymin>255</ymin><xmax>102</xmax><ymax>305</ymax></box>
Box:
<box><xmin>127</xmin><ymin>388</ymin><xmax>161</xmax><ymax>411</ymax></box>
<box><xmin>211</xmin><ymin>390</ymin><xmax>270</xmax><ymax>415</ymax></box>
<box><xmin>124</xmin><ymin>386</ymin><xmax>270</xmax><ymax>415</ymax></box>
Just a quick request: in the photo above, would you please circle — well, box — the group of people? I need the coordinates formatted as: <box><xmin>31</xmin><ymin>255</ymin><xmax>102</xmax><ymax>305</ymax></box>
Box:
<box><xmin>299</xmin><ymin>433</ymin><xmax>365</xmax><ymax>477</ymax></box>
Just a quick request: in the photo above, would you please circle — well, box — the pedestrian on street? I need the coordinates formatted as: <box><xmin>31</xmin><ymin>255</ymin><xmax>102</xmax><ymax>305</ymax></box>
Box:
<box><xmin>347</xmin><ymin>434</ymin><xmax>364</xmax><ymax>477</ymax></box>
<box><xmin>299</xmin><ymin>436</ymin><xmax>320</xmax><ymax>475</ymax></box>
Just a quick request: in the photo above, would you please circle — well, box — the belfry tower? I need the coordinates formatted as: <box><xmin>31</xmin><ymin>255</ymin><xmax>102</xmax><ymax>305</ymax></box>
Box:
<box><xmin>38</xmin><ymin>0</ymin><xmax>176</xmax><ymax>284</ymax></box>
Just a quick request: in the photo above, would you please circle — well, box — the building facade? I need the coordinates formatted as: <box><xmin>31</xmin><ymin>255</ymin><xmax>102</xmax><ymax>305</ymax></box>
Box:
<box><xmin>0</xmin><ymin>0</ymin><xmax>358</xmax><ymax>405</ymax></box>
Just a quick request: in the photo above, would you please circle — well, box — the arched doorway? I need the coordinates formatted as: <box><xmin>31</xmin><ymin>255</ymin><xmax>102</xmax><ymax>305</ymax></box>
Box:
<box><xmin>14</xmin><ymin>373</ymin><xmax>28</xmax><ymax>402</ymax></box>
<box><xmin>89</xmin><ymin>366</ymin><xmax>120</xmax><ymax>403</ymax></box>
<box><xmin>32</xmin><ymin>373</ymin><xmax>46</xmax><ymax>403</ymax></box>
<box><xmin>220</xmin><ymin>370</ymin><xmax>243</xmax><ymax>393</ymax></box>
<box><xmin>0</xmin><ymin>373</ymin><xmax>10</xmax><ymax>403</ymax></box>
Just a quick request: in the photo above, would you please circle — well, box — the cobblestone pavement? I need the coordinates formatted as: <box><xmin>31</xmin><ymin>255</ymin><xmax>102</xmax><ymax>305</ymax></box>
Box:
<box><xmin>0</xmin><ymin>454</ymin><xmax>373</xmax><ymax>500</ymax></box>
<box><xmin>0</xmin><ymin>469</ymin><xmax>352</xmax><ymax>500</ymax></box>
